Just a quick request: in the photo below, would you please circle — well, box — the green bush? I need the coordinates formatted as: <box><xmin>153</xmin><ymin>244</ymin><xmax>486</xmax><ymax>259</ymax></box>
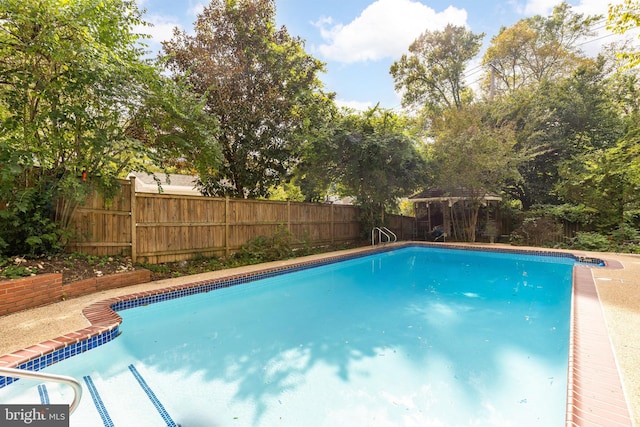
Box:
<box><xmin>626</xmin><ymin>210</ymin><xmax>640</xmax><ymax>229</ymax></box>
<box><xmin>622</xmin><ymin>243</ymin><xmax>640</xmax><ymax>254</ymax></box>
<box><xmin>544</xmin><ymin>204</ymin><xmax>597</xmax><ymax>226</ymax></box>
<box><xmin>609</xmin><ymin>224</ymin><xmax>640</xmax><ymax>254</ymax></box>
<box><xmin>0</xmin><ymin>187</ymin><xmax>67</xmax><ymax>257</ymax></box>
<box><xmin>610</xmin><ymin>223</ymin><xmax>640</xmax><ymax>244</ymax></box>
<box><xmin>510</xmin><ymin>216</ymin><xmax>564</xmax><ymax>247</ymax></box>
<box><xmin>233</xmin><ymin>226</ymin><xmax>296</xmax><ymax>264</ymax></box>
<box><xmin>569</xmin><ymin>232</ymin><xmax>611</xmax><ymax>252</ymax></box>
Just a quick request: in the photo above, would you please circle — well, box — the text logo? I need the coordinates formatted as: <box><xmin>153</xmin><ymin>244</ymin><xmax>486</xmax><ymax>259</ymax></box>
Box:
<box><xmin>0</xmin><ymin>405</ymin><xmax>68</xmax><ymax>427</ymax></box>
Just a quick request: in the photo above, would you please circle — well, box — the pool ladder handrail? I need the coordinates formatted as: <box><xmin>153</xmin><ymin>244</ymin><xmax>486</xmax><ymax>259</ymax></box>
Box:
<box><xmin>0</xmin><ymin>366</ymin><xmax>83</xmax><ymax>414</ymax></box>
<box><xmin>371</xmin><ymin>227</ymin><xmax>397</xmax><ymax>245</ymax></box>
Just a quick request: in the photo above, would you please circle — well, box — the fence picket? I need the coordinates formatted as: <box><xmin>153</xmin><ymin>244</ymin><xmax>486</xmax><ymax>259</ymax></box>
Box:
<box><xmin>65</xmin><ymin>179</ymin><xmax>372</xmax><ymax>264</ymax></box>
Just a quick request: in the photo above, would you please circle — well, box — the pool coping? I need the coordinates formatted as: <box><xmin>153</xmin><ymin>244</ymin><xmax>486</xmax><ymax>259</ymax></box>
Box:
<box><xmin>0</xmin><ymin>242</ymin><xmax>633</xmax><ymax>426</ymax></box>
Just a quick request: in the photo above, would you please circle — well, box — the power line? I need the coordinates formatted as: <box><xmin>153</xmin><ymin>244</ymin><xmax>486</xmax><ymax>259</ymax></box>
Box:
<box><xmin>576</xmin><ymin>32</ymin><xmax>617</xmax><ymax>47</ymax></box>
<box><xmin>464</xmin><ymin>64</ymin><xmax>484</xmax><ymax>78</ymax></box>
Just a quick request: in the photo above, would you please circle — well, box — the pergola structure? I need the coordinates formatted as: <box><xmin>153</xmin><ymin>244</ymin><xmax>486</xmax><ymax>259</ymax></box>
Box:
<box><xmin>409</xmin><ymin>188</ymin><xmax>502</xmax><ymax>241</ymax></box>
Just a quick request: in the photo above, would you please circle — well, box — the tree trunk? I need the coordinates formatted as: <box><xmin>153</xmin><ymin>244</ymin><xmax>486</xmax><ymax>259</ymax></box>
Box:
<box><xmin>468</xmin><ymin>204</ymin><xmax>480</xmax><ymax>242</ymax></box>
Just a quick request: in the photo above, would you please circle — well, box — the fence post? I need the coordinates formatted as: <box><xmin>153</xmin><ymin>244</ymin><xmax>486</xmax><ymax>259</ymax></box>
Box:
<box><xmin>287</xmin><ymin>200</ymin><xmax>291</xmax><ymax>233</ymax></box>
<box><xmin>225</xmin><ymin>196</ymin><xmax>230</xmax><ymax>257</ymax></box>
<box><xmin>331</xmin><ymin>204</ymin><xmax>335</xmax><ymax>245</ymax></box>
<box><xmin>129</xmin><ymin>177</ymin><xmax>137</xmax><ymax>263</ymax></box>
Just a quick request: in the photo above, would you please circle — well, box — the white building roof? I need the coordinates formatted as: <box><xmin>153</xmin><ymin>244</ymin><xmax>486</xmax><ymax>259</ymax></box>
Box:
<box><xmin>128</xmin><ymin>172</ymin><xmax>202</xmax><ymax>196</ymax></box>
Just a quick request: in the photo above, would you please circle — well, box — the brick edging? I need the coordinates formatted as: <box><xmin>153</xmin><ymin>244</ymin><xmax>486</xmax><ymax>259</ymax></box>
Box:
<box><xmin>565</xmin><ymin>266</ymin><xmax>633</xmax><ymax>426</ymax></box>
<box><xmin>0</xmin><ymin>269</ymin><xmax>151</xmax><ymax>317</ymax></box>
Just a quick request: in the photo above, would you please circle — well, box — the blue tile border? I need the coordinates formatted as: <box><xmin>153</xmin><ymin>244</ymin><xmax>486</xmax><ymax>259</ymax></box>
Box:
<box><xmin>0</xmin><ymin>327</ymin><xmax>120</xmax><ymax>388</ymax></box>
<box><xmin>405</xmin><ymin>242</ymin><xmax>605</xmax><ymax>265</ymax></box>
<box><xmin>0</xmin><ymin>242</ymin><xmax>606</xmax><ymax>390</ymax></box>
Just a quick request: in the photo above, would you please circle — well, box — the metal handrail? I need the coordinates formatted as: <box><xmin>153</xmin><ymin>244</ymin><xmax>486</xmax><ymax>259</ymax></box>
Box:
<box><xmin>381</xmin><ymin>227</ymin><xmax>397</xmax><ymax>243</ymax></box>
<box><xmin>0</xmin><ymin>366</ymin><xmax>83</xmax><ymax>414</ymax></box>
<box><xmin>371</xmin><ymin>227</ymin><xmax>397</xmax><ymax>245</ymax></box>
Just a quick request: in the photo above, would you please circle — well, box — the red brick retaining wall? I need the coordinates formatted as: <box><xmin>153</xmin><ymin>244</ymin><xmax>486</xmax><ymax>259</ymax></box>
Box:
<box><xmin>0</xmin><ymin>270</ymin><xmax>150</xmax><ymax>316</ymax></box>
<box><xmin>62</xmin><ymin>270</ymin><xmax>150</xmax><ymax>299</ymax></box>
<box><xmin>0</xmin><ymin>274</ymin><xmax>63</xmax><ymax>316</ymax></box>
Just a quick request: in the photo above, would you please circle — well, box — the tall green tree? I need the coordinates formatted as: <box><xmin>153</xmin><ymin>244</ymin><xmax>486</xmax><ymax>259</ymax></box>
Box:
<box><xmin>0</xmin><ymin>0</ymin><xmax>199</xmax><ymax>255</ymax></box>
<box><xmin>493</xmin><ymin>61</ymin><xmax>623</xmax><ymax>209</ymax></box>
<box><xmin>124</xmin><ymin>73</ymin><xmax>222</xmax><ymax>177</ymax></box>
<box><xmin>295</xmin><ymin>106</ymin><xmax>427</xmax><ymax>232</ymax></box>
<box><xmin>557</xmin><ymin>131</ymin><xmax>640</xmax><ymax>230</ymax></box>
<box><xmin>162</xmin><ymin>0</ymin><xmax>325</xmax><ymax>198</ymax></box>
<box><xmin>482</xmin><ymin>2</ymin><xmax>599</xmax><ymax>97</ymax></box>
<box><xmin>337</xmin><ymin>108</ymin><xmax>427</xmax><ymax>230</ymax></box>
<box><xmin>390</xmin><ymin>24</ymin><xmax>483</xmax><ymax>113</ymax></box>
<box><xmin>290</xmin><ymin>92</ymin><xmax>342</xmax><ymax>203</ymax></box>
<box><xmin>430</xmin><ymin>104</ymin><xmax>519</xmax><ymax>241</ymax></box>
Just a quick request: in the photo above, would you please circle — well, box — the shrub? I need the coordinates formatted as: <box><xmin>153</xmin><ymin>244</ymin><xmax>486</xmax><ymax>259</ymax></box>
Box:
<box><xmin>626</xmin><ymin>210</ymin><xmax>640</xmax><ymax>229</ymax></box>
<box><xmin>545</xmin><ymin>204</ymin><xmax>597</xmax><ymax>226</ymax></box>
<box><xmin>609</xmin><ymin>224</ymin><xmax>640</xmax><ymax>254</ymax></box>
<box><xmin>569</xmin><ymin>232</ymin><xmax>611</xmax><ymax>252</ymax></box>
<box><xmin>233</xmin><ymin>226</ymin><xmax>296</xmax><ymax>264</ymax></box>
<box><xmin>0</xmin><ymin>187</ymin><xmax>67</xmax><ymax>257</ymax></box>
<box><xmin>510</xmin><ymin>216</ymin><xmax>564</xmax><ymax>247</ymax></box>
<box><xmin>610</xmin><ymin>223</ymin><xmax>640</xmax><ymax>244</ymax></box>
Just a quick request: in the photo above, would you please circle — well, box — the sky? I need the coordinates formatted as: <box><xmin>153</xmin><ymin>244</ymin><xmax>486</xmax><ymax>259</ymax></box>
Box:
<box><xmin>135</xmin><ymin>0</ymin><xmax>637</xmax><ymax>110</ymax></box>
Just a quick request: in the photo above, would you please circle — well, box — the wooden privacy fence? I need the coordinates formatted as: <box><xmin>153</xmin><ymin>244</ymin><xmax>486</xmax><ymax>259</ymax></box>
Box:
<box><xmin>67</xmin><ymin>178</ymin><xmax>366</xmax><ymax>264</ymax></box>
<box><xmin>386</xmin><ymin>214</ymin><xmax>415</xmax><ymax>241</ymax></box>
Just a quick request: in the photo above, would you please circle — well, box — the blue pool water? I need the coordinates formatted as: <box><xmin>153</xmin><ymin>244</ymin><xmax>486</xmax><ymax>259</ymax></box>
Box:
<box><xmin>1</xmin><ymin>247</ymin><xmax>574</xmax><ymax>426</ymax></box>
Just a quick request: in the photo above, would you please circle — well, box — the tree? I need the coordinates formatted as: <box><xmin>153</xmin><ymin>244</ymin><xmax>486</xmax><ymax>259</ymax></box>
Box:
<box><xmin>0</xmin><ymin>0</ymin><xmax>187</xmax><ymax>255</ymax></box>
<box><xmin>608</xmin><ymin>0</ymin><xmax>640</xmax><ymax>69</ymax></box>
<box><xmin>0</xmin><ymin>0</ymin><xmax>213</xmax><ymax>256</ymax></box>
<box><xmin>124</xmin><ymin>73</ymin><xmax>222</xmax><ymax>178</ymax></box>
<box><xmin>294</xmin><ymin>106</ymin><xmax>427</xmax><ymax>231</ymax></box>
<box><xmin>162</xmin><ymin>0</ymin><xmax>325</xmax><ymax>198</ymax></box>
<box><xmin>337</xmin><ymin>109</ymin><xmax>427</xmax><ymax>231</ymax></box>
<box><xmin>290</xmin><ymin>92</ymin><xmax>342</xmax><ymax>203</ymax></box>
<box><xmin>493</xmin><ymin>61</ymin><xmax>624</xmax><ymax>209</ymax></box>
<box><xmin>482</xmin><ymin>21</ymin><xmax>538</xmax><ymax>95</ymax></box>
<box><xmin>390</xmin><ymin>24</ymin><xmax>483</xmax><ymax>113</ymax></box>
<box><xmin>482</xmin><ymin>2</ymin><xmax>600</xmax><ymax>98</ymax></box>
<box><xmin>429</xmin><ymin>104</ymin><xmax>519</xmax><ymax>242</ymax></box>
<box><xmin>554</xmin><ymin>52</ymin><xmax>640</xmax><ymax>231</ymax></box>
<box><xmin>557</xmin><ymin>131</ymin><xmax>640</xmax><ymax>230</ymax></box>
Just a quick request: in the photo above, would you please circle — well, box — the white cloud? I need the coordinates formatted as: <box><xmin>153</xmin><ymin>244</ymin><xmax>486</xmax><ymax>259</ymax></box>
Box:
<box><xmin>521</xmin><ymin>0</ymin><xmax>559</xmax><ymax>16</ymax></box>
<box><xmin>134</xmin><ymin>14</ymin><xmax>181</xmax><ymax>58</ymax></box>
<box><xmin>335</xmin><ymin>99</ymin><xmax>375</xmax><ymax>111</ymax></box>
<box><xmin>518</xmin><ymin>0</ymin><xmax>623</xmax><ymax>18</ymax></box>
<box><xmin>135</xmin><ymin>0</ymin><xmax>203</xmax><ymax>48</ymax></box>
<box><xmin>314</xmin><ymin>0</ymin><xmax>468</xmax><ymax>63</ymax></box>
<box><xmin>521</xmin><ymin>0</ymin><xmax>625</xmax><ymax>18</ymax></box>
<box><xmin>508</xmin><ymin>0</ymin><xmax>638</xmax><ymax>58</ymax></box>
<box><xmin>572</xmin><ymin>0</ymin><xmax>611</xmax><ymax>16</ymax></box>
<box><xmin>187</xmin><ymin>2</ymin><xmax>206</xmax><ymax>18</ymax></box>
<box><xmin>139</xmin><ymin>15</ymin><xmax>180</xmax><ymax>43</ymax></box>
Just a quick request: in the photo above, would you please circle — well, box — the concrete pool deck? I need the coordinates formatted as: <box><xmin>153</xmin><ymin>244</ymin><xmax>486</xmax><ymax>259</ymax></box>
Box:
<box><xmin>0</xmin><ymin>243</ymin><xmax>638</xmax><ymax>425</ymax></box>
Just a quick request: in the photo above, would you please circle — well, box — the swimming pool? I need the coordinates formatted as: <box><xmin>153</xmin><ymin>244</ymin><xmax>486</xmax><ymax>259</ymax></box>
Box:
<box><xmin>1</xmin><ymin>245</ymin><xmax>579</xmax><ymax>426</ymax></box>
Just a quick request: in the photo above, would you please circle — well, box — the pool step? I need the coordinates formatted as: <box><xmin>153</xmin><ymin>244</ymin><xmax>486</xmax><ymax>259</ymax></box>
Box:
<box><xmin>28</xmin><ymin>365</ymin><xmax>180</xmax><ymax>426</ymax></box>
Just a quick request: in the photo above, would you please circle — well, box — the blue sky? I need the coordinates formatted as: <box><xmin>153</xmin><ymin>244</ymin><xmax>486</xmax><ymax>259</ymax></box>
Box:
<box><xmin>135</xmin><ymin>0</ymin><xmax>634</xmax><ymax>110</ymax></box>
